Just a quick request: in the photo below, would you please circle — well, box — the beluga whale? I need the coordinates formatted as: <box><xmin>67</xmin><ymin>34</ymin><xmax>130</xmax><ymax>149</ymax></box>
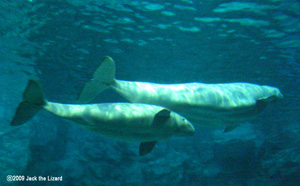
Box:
<box><xmin>11</xmin><ymin>80</ymin><xmax>195</xmax><ymax>156</ymax></box>
<box><xmin>76</xmin><ymin>56</ymin><xmax>283</xmax><ymax>132</ymax></box>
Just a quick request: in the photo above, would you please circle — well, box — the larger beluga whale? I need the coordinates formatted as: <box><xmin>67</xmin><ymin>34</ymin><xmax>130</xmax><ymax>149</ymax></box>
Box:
<box><xmin>11</xmin><ymin>80</ymin><xmax>195</xmax><ymax>156</ymax></box>
<box><xmin>76</xmin><ymin>56</ymin><xmax>283</xmax><ymax>132</ymax></box>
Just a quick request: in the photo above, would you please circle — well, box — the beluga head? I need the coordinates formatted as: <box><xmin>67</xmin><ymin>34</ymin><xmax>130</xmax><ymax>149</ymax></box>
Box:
<box><xmin>154</xmin><ymin>109</ymin><xmax>195</xmax><ymax>137</ymax></box>
<box><xmin>272</xmin><ymin>87</ymin><xmax>283</xmax><ymax>100</ymax></box>
<box><xmin>175</xmin><ymin>116</ymin><xmax>195</xmax><ymax>137</ymax></box>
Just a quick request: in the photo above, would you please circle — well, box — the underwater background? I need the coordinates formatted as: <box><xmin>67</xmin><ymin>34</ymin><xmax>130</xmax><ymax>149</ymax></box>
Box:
<box><xmin>1</xmin><ymin>0</ymin><xmax>299</xmax><ymax>185</ymax></box>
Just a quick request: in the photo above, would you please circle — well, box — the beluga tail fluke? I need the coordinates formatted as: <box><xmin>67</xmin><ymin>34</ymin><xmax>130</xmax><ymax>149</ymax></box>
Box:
<box><xmin>76</xmin><ymin>56</ymin><xmax>116</xmax><ymax>104</ymax></box>
<box><xmin>76</xmin><ymin>56</ymin><xmax>283</xmax><ymax>132</ymax></box>
<box><xmin>11</xmin><ymin>79</ymin><xmax>194</xmax><ymax>156</ymax></box>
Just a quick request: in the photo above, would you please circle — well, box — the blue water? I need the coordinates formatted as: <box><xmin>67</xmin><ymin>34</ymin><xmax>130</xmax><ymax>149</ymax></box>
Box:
<box><xmin>1</xmin><ymin>0</ymin><xmax>300</xmax><ymax>185</ymax></box>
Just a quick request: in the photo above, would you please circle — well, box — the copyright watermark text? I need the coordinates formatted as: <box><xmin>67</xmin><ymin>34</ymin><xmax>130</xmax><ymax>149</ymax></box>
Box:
<box><xmin>7</xmin><ymin>175</ymin><xmax>63</xmax><ymax>182</ymax></box>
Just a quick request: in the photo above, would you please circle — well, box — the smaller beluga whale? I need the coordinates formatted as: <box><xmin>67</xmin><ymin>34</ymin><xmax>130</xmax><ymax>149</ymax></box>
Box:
<box><xmin>11</xmin><ymin>80</ymin><xmax>195</xmax><ymax>156</ymax></box>
<box><xmin>76</xmin><ymin>56</ymin><xmax>283</xmax><ymax>132</ymax></box>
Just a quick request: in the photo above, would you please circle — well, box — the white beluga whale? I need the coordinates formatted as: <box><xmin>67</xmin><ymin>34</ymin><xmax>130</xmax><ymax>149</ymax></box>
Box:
<box><xmin>11</xmin><ymin>80</ymin><xmax>195</xmax><ymax>155</ymax></box>
<box><xmin>76</xmin><ymin>56</ymin><xmax>283</xmax><ymax>132</ymax></box>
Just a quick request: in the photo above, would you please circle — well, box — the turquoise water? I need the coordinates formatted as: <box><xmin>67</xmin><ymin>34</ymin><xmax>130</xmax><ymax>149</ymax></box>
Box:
<box><xmin>1</xmin><ymin>0</ymin><xmax>299</xmax><ymax>185</ymax></box>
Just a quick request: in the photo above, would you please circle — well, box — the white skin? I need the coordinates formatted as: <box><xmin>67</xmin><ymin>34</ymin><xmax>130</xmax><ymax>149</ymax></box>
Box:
<box><xmin>76</xmin><ymin>56</ymin><xmax>283</xmax><ymax>129</ymax></box>
<box><xmin>44</xmin><ymin>102</ymin><xmax>195</xmax><ymax>142</ymax></box>
<box><xmin>111</xmin><ymin>80</ymin><xmax>283</xmax><ymax>128</ymax></box>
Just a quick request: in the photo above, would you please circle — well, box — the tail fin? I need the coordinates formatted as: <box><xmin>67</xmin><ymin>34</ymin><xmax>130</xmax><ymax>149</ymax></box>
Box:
<box><xmin>76</xmin><ymin>56</ymin><xmax>116</xmax><ymax>104</ymax></box>
<box><xmin>10</xmin><ymin>80</ymin><xmax>46</xmax><ymax>126</ymax></box>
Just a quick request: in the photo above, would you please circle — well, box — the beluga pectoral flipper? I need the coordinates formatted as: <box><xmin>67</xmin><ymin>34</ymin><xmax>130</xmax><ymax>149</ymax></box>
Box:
<box><xmin>76</xmin><ymin>56</ymin><xmax>283</xmax><ymax>132</ymax></box>
<box><xmin>11</xmin><ymin>80</ymin><xmax>195</xmax><ymax>156</ymax></box>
